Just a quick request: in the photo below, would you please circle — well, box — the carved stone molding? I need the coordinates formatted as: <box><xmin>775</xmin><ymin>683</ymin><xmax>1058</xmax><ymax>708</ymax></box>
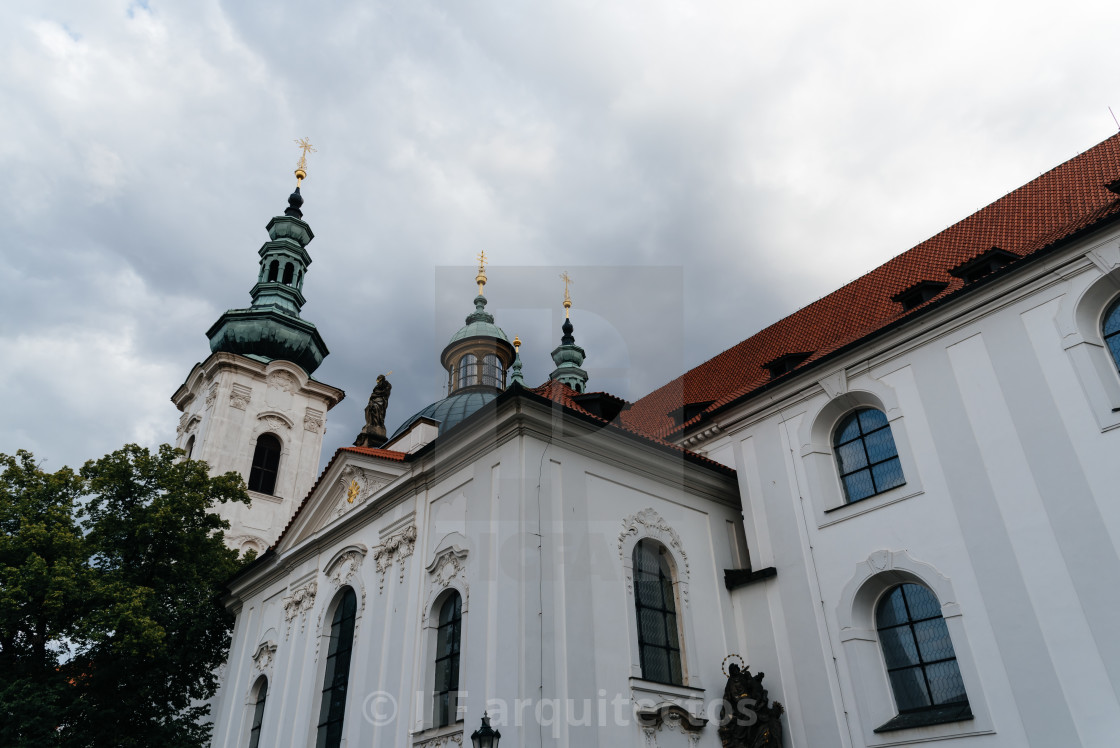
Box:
<box><xmin>422</xmin><ymin>542</ymin><xmax>469</xmax><ymax>625</ymax></box>
<box><xmin>618</xmin><ymin>508</ymin><xmax>690</xmax><ymax>579</ymax></box>
<box><xmin>204</xmin><ymin>382</ymin><xmax>218</xmax><ymax>410</ymax></box>
<box><xmin>251</xmin><ymin>640</ymin><xmax>277</xmax><ymax>673</ymax></box>
<box><xmin>413</xmin><ymin>731</ymin><xmax>463</xmax><ymax>748</ymax></box>
<box><xmin>177</xmin><ymin>412</ymin><xmax>191</xmax><ymax>435</ymax></box>
<box><xmin>325</xmin><ymin>545</ymin><xmax>368</xmax><ymax>588</ymax></box>
<box><xmin>335</xmin><ymin>465</ymin><xmax>387</xmax><ymax>518</ymax></box>
<box><xmin>304</xmin><ymin>407</ymin><xmax>325</xmax><ymax>433</ymax></box>
<box><xmin>257</xmin><ymin>412</ymin><xmax>293</xmax><ymax>432</ymax></box>
<box><xmin>372</xmin><ymin>524</ymin><xmax>417</xmax><ymax>593</ymax></box>
<box><xmin>230</xmin><ymin>383</ymin><xmax>252</xmax><ymax>410</ymax></box>
<box><xmin>267</xmin><ymin>370</ymin><xmax>299</xmax><ymax>393</ymax></box>
<box><xmin>282</xmin><ymin>580</ymin><xmax>317</xmax><ymax>638</ymax></box>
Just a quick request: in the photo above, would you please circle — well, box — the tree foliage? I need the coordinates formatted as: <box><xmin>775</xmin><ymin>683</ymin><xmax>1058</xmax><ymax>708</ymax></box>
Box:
<box><xmin>0</xmin><ymin>444</ymin><xmax>250</xmax><ymax>747</ymax></box>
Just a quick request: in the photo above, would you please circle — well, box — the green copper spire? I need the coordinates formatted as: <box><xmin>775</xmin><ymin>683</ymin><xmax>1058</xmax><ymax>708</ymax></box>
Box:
<box><xmin>549</xmin><ymin>314</ymin><xmax>588</xmax><ymax>393</ymax></box>
<box><xmin>206</xmin><ymin>174</ymin><xmax>329</xmax><ymax>375</ymax></box>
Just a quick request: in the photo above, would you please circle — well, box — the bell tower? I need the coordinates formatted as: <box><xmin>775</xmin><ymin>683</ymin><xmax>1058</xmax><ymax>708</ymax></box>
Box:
<box><xmin>171</xmin><ymin>143</ymin><xmax>345</xmax><ymax>554</ymax></box>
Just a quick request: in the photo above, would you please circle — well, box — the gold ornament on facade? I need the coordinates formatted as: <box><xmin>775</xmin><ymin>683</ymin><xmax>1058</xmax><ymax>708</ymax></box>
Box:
<box><xmin>347</xmin><ymin>479</ymin><xmax>359</xmax><ymax>504</ymax></box>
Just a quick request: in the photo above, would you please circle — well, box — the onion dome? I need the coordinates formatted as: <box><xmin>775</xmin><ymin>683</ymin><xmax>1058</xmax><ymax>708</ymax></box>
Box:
<box><xmin>206</xmin><ymin>159</ymin><xmax>328</xmax><ymax>374</ymax></box>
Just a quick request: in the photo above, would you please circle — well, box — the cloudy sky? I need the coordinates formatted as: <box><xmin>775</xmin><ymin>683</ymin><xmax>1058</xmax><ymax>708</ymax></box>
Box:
<box><xmin>2</xmin><ymin>0</ymin><xmax>1118</xmax><ymax>473</ymax></box>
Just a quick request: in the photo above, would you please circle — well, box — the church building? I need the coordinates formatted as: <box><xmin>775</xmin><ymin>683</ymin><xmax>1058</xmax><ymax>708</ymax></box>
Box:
<box><xmin>189</xmin><ymin>134</ymin><xmax>1120</xmax><ymax>747</ymax></box>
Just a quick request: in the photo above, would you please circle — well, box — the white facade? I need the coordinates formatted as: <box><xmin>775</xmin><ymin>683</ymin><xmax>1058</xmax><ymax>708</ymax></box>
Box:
<box><xmin>172</xmin><ymin>351</ymin><xmax>344</xmax><ymax>554</ymax></box>
<box><xmin>681</xmin><ymin>228</ymin><xmax>1120</xmax><ymax>747</ymax></box>
<box><xmin>209</xmin><ymin>395</ymin><xmax>749</xmax><ymax>748</ymax></box>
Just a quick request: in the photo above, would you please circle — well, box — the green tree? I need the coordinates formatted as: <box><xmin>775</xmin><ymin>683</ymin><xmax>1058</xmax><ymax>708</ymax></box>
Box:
<box><xmin>0</xmin><ymin>444</ymin><xmax>250</xmax><ymax>747</ymax></box>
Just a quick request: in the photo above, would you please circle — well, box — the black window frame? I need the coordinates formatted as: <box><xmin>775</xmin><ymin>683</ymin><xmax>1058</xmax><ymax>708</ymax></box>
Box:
<box><xmin>247</xmin><ymin>676</ymin><xmax>268</xmax><ymax>748</ymax></box>
<box><xmin>632</xmin><ymin>539</ymin><xmax>684</xmax><ymax>686</ymax></box>
<box><xmin>433</xmin><ymin>591</ymin><xmax>463</xmax><ymax>728</ymax></box>
<box><xmin>247</xmin><ymin>433</ymin><xmax>282</xmax><ymax>495</ymax></box>
<box><xmin>833</xmin><ymin>408</ymin><xmax>905</xmax><ymax>503</ymax></box>
<box><xmin>316</xmin><ymin>588</ymin><xmax>357</xmax><ymax>748</ymax></box>
<box><xmin>874</xmin><ymin>583</ymin><xmax>973</xmax><ymax>732</ymax></box>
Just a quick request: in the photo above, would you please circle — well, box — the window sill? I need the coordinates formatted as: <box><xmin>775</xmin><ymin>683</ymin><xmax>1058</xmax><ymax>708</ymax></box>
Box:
<box><xmin>819</xmin><ymin>487</ymin><xmax>923</xmax><ymax>528</ymax></box>
<box><xmin>874</xmin><ymin>703</ymin><xmax>973</xmax><ymax>733</ymax></box>
<box><xmin>410</xmin><ymin>723</ymin><xmax>464</xmax><ymax>746</ymax></box>
<box><xmin>247</xmin><ymin>490</ymin><xmax>284</xmax><ymax>504</ymax></box>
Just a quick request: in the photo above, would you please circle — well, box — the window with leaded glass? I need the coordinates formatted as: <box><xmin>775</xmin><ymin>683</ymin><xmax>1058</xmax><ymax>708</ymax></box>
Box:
<box><xmin>248</xmin><ymin>434</ymin><xmax>281</xmax><ymax>495</ymax></box>
<box><xmin>833</xmin><ymin>408</ymin><xmax>905</xmax><ymax>503</ymax></box>
<box><xmin>876</xmin><ymin>584</ymin><xmax>970</xmax><ymax>719</ymax></box>
<box><xmin>247</xmin><ymin>677</ymin><xmax>267</xmax><ymax>748</ymax></box>
<box><xmin>1103</xmin><ymin>298</ymin><xmax>1120</xmax><ymax>372</ymax></box>
<box><xmin>632</xmin><ymin>539</ymin><xmax>683</xmax><ymax>686</ymax></box>
<box><xmin>316</xmin><ymin>588</ymin><xmax>357</xmax><ymax>748</ymax></box>
<box><xmin>457</xmin><ymin>355</ymin><xmax>478</xmax><ymax>389</ymax></box>
<box><xmin>433</xmin><ymin>591</ymin><xmax>462</xmax><ymax>727</ymax></box>
<box><xmin>481</xmin><ymin>354</ymin><xmax>503</xmax><ymax>388</ymax></box>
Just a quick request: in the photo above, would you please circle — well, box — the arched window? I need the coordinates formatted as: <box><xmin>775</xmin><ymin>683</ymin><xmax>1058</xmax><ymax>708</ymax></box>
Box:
<box><xmin>481</xmin><ymin>354</ymin><xmax>503</xmax><ymax>388</ymax></box>
<box><xmin>433</xmin><ymin>591</ymin><xmax>462</xmax><ymax>728</ymax></box>
<box><xmin>632</xmin><ymin>539</ymin><xmax>683</xmax><ymax>686</ymax></box>
<box><xmin>282</xmin><ymin>262</ymin><xmax>295</xmax><ymax>285</ymax></box>
<box><xmin>457</xmin><ymin>355</ymin><xmax>478</xmax><ymax>389</ymax></box>
<box><xmin>184</xmin><ymin>435</ymin><xmax>195</xmax><ymax>460</ymax></box>
<box><xmin>1102</xmin><ymin>297</ymin><xmax>1120</xmax><ymax>372</ymax></box>
<box><xmin>317</xmin><ymin>588</ymin><xmax>357</xmax><ymax>748</ymax></box>
<box><xmin>876</xmin><ymin>584</ymin><xmax>970</xmax><ymax>722</ymax></box>
<box><xmin>297</xmin><ymin>270</ymin><xmax>304</xmax><ymax>289</ymax></box>
<box><xmin>248</xmin><ymin>434</ymin><xmax>281</xmax><ymax>495</ymax></box>
<box><xmin>267</xmin><ymin>260</ymin><xmax>279</xmax><ymax>282</ymax></box>
<box><xmin>833</xmin><ymin>408</ymin><xmax>905</xmax><ymax>503</ymax></box>
<box><xmin>247</xmin><ymin>676</ymin><xmax>268</xmax><ymax>748</ymax></box>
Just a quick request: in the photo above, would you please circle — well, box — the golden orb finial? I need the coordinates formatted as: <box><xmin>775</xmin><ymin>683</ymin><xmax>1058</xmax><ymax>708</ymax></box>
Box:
<box><xmin>294</xmin><ymin>137</ymin><xmax>316</xmax><ymax>185</ymax></box>
<box><xmin>513</xmin><ymin>335</ymin><xmax>521</xmax><ymax>352</ymax></box>
<box><xmin>476</xmin><ymin>250</ymin><xmax>488</xmax><ymax>294</ymax></box>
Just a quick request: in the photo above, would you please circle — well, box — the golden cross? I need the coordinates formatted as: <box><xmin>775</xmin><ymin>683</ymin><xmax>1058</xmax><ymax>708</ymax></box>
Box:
<box><xmin>294</xmin><ymin>137</ymin><xmax>316</xmax><ymax>182</ymax></box>
<box><xmin>560</xmin><ymin>271</ymin><xmax>573</xmax><ymax>316</ymax></box>
<box><xmin>477</xmin><ymin>250</ymin><xmax>487</xmax><ymax>272</ymax></box>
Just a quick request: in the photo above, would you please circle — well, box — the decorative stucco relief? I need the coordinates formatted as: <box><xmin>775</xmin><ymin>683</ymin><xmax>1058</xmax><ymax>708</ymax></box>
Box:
<box><xmin>618</xmin><ymin>508</ymin><xmax>690</xmax><ymax>605</ymax></box>
<box><xmin>230</xmin><ymin>383</ymin><xmax>252</xmax><ymax>410</ymax></box>
<box><xmin>325</xmin><ymin>546</ymin><xmax>367</xmax><ymax>588</ymax></box>
<box><xmin>251</xmin><ymin>640</ymin><xmax>277</xmax><ymax>673</ymax></box>
<box><xmin>372</xmin><ymin>524</ymin><xmax>417</xmax><ymax>593</ymax></box>
<box><xmin>267</xmin><ymin>370</ymin><xmax>299</xmax><ymax>393</ymax></box>
<box><xmin>413</xmin><ymin>731</ymin><xmax>463</xmax><ymax>748</ymax></box>
<box><xmin>334</xmin><ymin>465</ymin><xmax>387</xmax><ymax>518</ymax></box>
<box><xmin>204</xmin><ymin>382</ymin><xmax>218</xmax><ymax>410</ymax></box>
<box><xmin>422</xmin><ymin>543</ymin><xmax>469</xmax><ymax>625</ymax></box>
<box><xmin>304</xmin><ymin>407</ymin><xmax>324</xmax><ymax>433</ymax></box>
<box><xmin>282</xmin><ymin>580</ymin><xmax>317</xmax><ymax>638</ymax></box>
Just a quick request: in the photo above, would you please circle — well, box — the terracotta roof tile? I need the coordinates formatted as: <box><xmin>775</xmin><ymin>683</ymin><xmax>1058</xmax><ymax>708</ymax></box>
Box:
<box><xmin>623</xmin><ymin>133</ymin><xmax>1120</xmax><ymax>438</ymax></box>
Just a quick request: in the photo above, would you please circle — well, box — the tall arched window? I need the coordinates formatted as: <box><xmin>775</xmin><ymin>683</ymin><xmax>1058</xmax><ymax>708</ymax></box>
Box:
<box><xmin>433</xmin><ymin>591</ymin><xmax>462</xmax><ymax>728</ymax></box>
<box><xmin>633</xmin><ymin>539</ymin><xmax>683</xmax><ymax>686</ymax></box>
<box><xmin>317</xmin><ymin>588</ymin><xmax>357</xmax><ymax>748</ymax></box>
<box><xmin>457</xmin><ymin>355</ymin><xmax>478</xmax><ymax>389</ymax></box>
<box><xmin>481</xmin><ymin>354</ymin><xmax>503</xmax><ymax>388</ymax></box>
<box><xmin>184</xmin><ymin>435</ymin><xmax>195</xmax><ymax>460</ymax></box>
<box><xmin>248</xmin><ymin>434</ymin><xmax>281</xmax><ymax>495</ymax></box>
<box><xmin>1102</xmin><ymin>297</ymin><xmax>1120</xmax><ymax>371</ymax></box>
<box><xmin>876</xmin><ymin>584</ymin><xmax>970</xmax><ymax>723</ymax></box>
<box><xmin>247</xmin><ymin>676</ymin><xmax>268</xmax><ymax>748</ymax></box>
<box><xmin>282</xmin><ymin>262</ymin><xmax>295</xmax><ymax>285</ymax></box>
<box><xmin>834</xmin><ymin>408</ymin><xmax>905</xmax><ymax>503</ymax></box>
<box><xmin>267</xmin><ymin>260</ymin><xmax>279</xmax><ymax>282</ymax></box>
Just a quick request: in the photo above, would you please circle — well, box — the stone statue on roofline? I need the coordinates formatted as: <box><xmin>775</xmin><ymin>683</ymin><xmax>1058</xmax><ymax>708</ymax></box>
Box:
<box><xmin>354</xmin><ymin>374</ymin><xmax>391</xmax><ymax>447</ymax></box>
<box><xmin>719</xmin><ymin>661</ymin><xmax>784</xmax><ymax>748</ymax></box>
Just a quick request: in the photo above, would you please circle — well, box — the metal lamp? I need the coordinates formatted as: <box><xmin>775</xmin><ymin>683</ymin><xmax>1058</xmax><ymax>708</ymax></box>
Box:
<box><xmin>470</xmin><ymin>712</ymin><xmax>501</xmax><ymax>748</ymax></box>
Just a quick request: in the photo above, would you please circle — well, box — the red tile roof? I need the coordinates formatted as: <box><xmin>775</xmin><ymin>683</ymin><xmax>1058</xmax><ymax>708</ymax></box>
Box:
<box><xmin>624</xmin><ymin>133</ymin><xmax>1120</xmax><ymax>439</ymax></box>
<box><xmin>339</xmin><ymin>446</ymin><xmax>409</xmax><ymax>461</ymax></box>
<box><xmin>527</xmin><ymin>380</ymin><xmax>736</xmax><ymax>475</ymax></box>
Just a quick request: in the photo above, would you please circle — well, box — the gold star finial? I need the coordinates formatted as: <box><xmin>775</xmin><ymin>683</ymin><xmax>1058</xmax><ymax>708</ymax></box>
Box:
<box><xmin>560</xmin><ymin>271</ymin><xmax>573</xmax><ymax>318</ymax></box>
<box><xmin>294</xmin><ymin>137</ymin><xmax>316</xmax><ymax>185</ymax></box>
<box><xmin>476</xmin><ymin>250</ymin><xmax>488</xmax><ymax>294</ymax></box>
